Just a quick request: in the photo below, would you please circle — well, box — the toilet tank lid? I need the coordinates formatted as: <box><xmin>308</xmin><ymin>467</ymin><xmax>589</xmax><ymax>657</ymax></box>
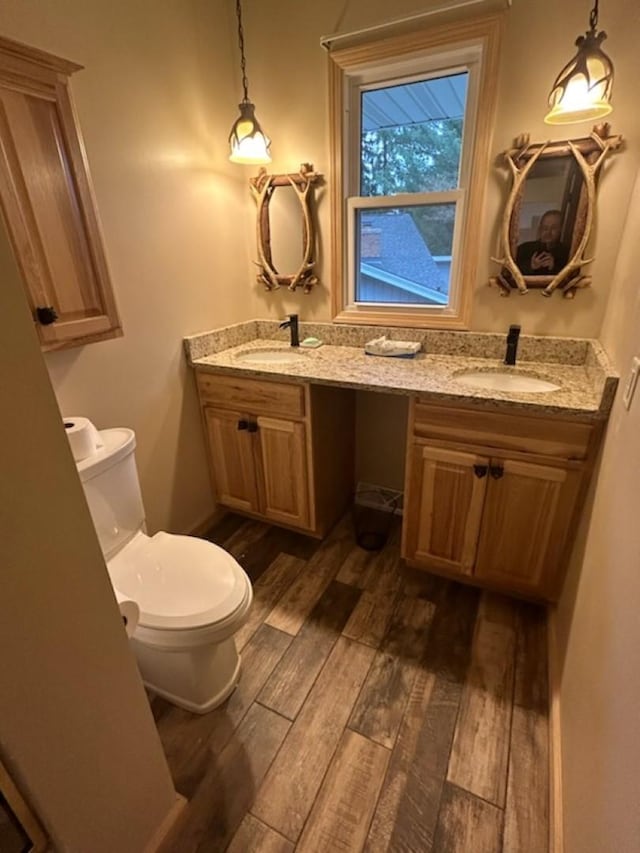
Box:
<box><xmin>76</xmin><ymin>428</ymin><xmax>136</xmax><ymax>482</ymax></box>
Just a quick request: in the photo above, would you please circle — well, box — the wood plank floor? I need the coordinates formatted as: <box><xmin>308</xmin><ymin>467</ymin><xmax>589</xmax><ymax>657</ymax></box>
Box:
<box><xmin>155</xmin><ymin>513</ymin><xmax>549</xmax><ymax>853</ymax></box>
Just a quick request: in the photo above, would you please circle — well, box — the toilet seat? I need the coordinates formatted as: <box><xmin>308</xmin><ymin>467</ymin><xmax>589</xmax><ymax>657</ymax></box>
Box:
<box><xmin>107</xmin><ymin>531</ymin><xmax>252</xmax><ymax>640</ymax></box>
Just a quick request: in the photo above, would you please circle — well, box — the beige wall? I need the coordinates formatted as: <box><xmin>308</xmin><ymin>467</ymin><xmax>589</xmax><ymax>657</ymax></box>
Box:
<box><xmin>0</xmin><ymin>189</ymin><xmax>177</xmax><ymax>851</ymax></box>
<box><xmin>355</xmin><ymin>392</ymin><xmax>409</xmax><ymax>491</ymax></box>
<box><xmin>0</xmin><ymin>0</ymin><xmax>252</xmax><ymax>535</ymax></box>
<box><xmin>243</xmin><ymin>0</ymin><xmax>640</xmax><ymax>339</ymax></box>
<box><xmin>553</xmin><ymin>167</ymin><xmax>640</xmax><ymax>852</ymax></box>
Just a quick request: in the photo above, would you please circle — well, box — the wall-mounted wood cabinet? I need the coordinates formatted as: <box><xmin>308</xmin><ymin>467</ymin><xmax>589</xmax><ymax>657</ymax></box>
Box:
<box><xmin>0</xmin><ymin>36</ymin><xmax>121</xmax><ymax>351</ymax></box>
<box><xmin>402</xmin><ymin>400</ymin><xmax>600</xmax><ymax>601</ymax></box>
<box><xmin>196</xmin><ymin>371</ymin><xmax>354</xmax><ymax>537</ymax></box>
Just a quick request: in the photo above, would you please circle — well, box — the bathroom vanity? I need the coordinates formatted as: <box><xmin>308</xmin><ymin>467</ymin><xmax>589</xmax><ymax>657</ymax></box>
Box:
<box><xmin>403</xmin><ymin>400</ymin><xmax>600</xmax><ymax>601</ymax></box>
<box><xmin>195</xmin><ymin>371</ymin><xmax>353</xmax><ymax>537</ymax></box>
<box><xmin>186</xmin><ymin>321</ymin><xmax>616</xmax><ymax>603</ymax></box>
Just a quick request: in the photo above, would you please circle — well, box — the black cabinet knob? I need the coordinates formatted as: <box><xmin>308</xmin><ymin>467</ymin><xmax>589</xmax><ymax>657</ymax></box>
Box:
<box><xmin>237</xmin><ymin>419</ymin><xmax>249</xmax><ymax>431</ymax></box>
<box><xmin>247</xmin><ymin>422</ymin><xmax>259</xmax><ymax>433</ymax></box>
<box><xmin>489</xmin><ymin>464</ymin><xmax>504</xmax><ymax>479</ymax></box>
<box><xmin>473</xmin><ymin>464</ymin><xmax>488</xmax><ymax>478</ymax></box>
<box><xmin>35</xmin><ymin>305</ymin><xmax>58</xmax><ymax>325</ymax></box>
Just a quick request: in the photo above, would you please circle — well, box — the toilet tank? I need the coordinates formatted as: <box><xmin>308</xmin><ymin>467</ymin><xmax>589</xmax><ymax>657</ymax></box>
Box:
<box><xmin>76</xmin><ymin>428</ymin><xmax>146</xmax><ymax>560</ymax></box>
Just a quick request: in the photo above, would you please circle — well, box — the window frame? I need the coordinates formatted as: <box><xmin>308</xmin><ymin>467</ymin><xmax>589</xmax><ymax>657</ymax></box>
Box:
<box><xmin>347</xmin><ymin>190</ymin><xmax>465</xmax><ymax>308</ymax></box>
<box><xmin>328</xmin><ymin>15</ymin><xmax>503</xmax><ymax>328</ymax></box>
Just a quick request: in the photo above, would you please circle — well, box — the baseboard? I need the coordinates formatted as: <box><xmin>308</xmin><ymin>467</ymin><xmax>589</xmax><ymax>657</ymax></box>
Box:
<box><xmin>187</xmin><ymin>507</ymin><xmax>226</xmax><ymax>537</ymax></box>
<box><xmin>0</xmin><ymin>758</ymin><xmax>48</xmax><ymax>852</ymax></box>
<box><xmin>547</xmin><ymin>606</ymin><xmax>564</xmax><ymax>853</ymax></box>
<box><xmin>144</xmin><ymin>793</ymin><xmax>187</xmax><ymax>853</ymax></box>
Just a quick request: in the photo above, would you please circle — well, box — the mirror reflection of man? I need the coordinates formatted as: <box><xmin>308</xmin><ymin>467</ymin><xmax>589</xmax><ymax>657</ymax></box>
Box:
<box><xmin>516</xmin><ymin>209</ymin><xmax>570</xmax><ymax>276</ymax></box>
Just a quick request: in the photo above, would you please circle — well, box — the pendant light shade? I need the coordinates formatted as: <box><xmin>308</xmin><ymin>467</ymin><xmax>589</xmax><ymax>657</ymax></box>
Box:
<box><xmin>229</xmin><ymin>0</ymin><xmax>271</xmax><ymax>164</ymax></box>
<box><xmin>229</xmin><ymin>101</ymin><xmax>271</xmax><ymax>164</ymax></box>
<box><xmin>545</xmin><ymin>1</ymin><xmax>614</xmax><ymax>125</ymax></box>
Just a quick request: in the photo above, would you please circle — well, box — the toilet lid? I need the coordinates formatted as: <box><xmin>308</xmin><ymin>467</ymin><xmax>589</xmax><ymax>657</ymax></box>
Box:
<box><xmin>107</xmin><ymin>532</ymin><xmax>249</xmax><ymax>630</ymax></box>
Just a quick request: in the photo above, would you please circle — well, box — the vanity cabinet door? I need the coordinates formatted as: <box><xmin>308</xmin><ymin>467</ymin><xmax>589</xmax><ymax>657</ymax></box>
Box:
<box><xmin>204</xmin><ymin>407</ymin><xmax>260</xmax><ymax>514</ymax></box>
<box><xmin>474</xmin><ymin>458</ymin><xmax>582</xmax><ymax>597</ymax></box>
<box><xmin>203</xmin><ymin>407</ymin><xmax>311</xmax><ymax>530</ymax></box>
<box><xmin>404</xmin><ymin>443</ymin><xmax>488</xmax><ymax>576</ymax></box>
<box><xmin>256</xmin><ymin>416</ymin><xmax>310</xmax><ymax>530</ymax></box>
<box><xmin>405</xmin><ymin>399</ymin><xmax>597</xmax><ymax>601</ymax></box>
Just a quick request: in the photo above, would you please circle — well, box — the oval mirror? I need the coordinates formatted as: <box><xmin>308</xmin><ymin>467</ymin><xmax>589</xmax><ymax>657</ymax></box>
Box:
<box><xmin>490</xmin><ymin>125</ymin><xmax>622</xmax><ymax>298</ymax></box>
<box><xmin>250</xmin><ymin>163</ymin><xmax>322</xmax><ymax>293</ymax></box>
<box><xmin>269</xmin><ymin>184</ymin><xmax>305</xmax><ymax>277</ymax></box>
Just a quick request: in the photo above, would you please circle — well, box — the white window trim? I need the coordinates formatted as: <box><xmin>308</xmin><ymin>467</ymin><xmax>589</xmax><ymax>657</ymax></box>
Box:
<box><xmin>327</xmin><ymin>14</ymin><xmax>504</xmax><ymax>329</ymax></box>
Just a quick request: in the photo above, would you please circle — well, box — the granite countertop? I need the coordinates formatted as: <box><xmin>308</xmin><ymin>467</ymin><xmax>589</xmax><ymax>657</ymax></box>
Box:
<box><xmin>185</xmin><ymin>320</ymin><xmax>618</xmax><ymax>419</ymax></box>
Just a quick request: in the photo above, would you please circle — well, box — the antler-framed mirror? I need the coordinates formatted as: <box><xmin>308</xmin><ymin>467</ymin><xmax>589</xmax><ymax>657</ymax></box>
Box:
<box><xmin>490</xmin><ymin>124</ymin><xmax>622</xmax><ymax>299</ymax></box>
<box><xmin>250</xmin><ymin>162</ymin><xmax>322</xmax><ymax>293</ymax></box>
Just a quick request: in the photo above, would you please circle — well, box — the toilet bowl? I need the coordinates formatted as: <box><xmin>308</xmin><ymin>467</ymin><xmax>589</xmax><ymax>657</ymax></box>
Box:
<box><xmin>74</xmin><ymin>426</ymin><xmax>253</xmax><ymax>714</ymax></box>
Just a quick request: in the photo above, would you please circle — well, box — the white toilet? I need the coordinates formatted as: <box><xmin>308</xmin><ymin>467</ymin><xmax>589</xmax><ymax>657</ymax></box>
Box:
<box><xmin>75</xmin><ymin>426</ymin><xmax>253</xmax><ymax>714</ymax></box>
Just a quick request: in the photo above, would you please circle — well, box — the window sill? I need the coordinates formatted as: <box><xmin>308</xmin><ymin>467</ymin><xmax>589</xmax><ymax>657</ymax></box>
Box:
<box><xmin>332</xmin><ymin>305</ymin><xmax>470</xmax><ymax>330</ymax></box>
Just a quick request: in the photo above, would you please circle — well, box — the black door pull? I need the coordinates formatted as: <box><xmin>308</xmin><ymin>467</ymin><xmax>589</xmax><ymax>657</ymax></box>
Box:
<box><xmin>237</xmin><ymin>419</ymin><xmax>249</xmax><ymax>431</ymax></box>
<box><xmin>247</xmin><ymin>422</ymin><xmax>259</xmax><ymax>433</ymax></box>
<box><xmin>35</xmin><ymin>305</ymin><xmax>58</xmax><ymax>325</ymax></box>
<box><xmin>473</xmin><ymin>464</ymin><xmax>488</xmax><ymax>478</ymax></box>
<box><xmin>490</xmin><ymin>464</ymin><xmax>504</xmax><ymax>479</ymax></box>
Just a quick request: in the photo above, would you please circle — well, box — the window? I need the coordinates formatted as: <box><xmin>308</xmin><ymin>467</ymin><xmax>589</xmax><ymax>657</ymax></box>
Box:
<box><xmin>328</xmin><ymin>16</ymin><xmax>503</xmax><ymax>328</ymax></box>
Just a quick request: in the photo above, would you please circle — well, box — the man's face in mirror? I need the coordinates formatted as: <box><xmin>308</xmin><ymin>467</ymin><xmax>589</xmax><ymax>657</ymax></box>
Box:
<box><xmin>539</xmin><ymin>211</ymin><xmax>562</xmax><ymax>247</ymax></box>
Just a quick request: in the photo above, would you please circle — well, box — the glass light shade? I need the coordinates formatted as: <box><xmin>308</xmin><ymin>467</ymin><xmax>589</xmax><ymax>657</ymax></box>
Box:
<box><xmin>545</xmin><ymin>30</ymin><xmax>614</xmax><ymax>125</ymax></box>
<box><xmin>229</xmin><ymin>101</ymin><xmax>271</xmax><ymax>164</ymax></box>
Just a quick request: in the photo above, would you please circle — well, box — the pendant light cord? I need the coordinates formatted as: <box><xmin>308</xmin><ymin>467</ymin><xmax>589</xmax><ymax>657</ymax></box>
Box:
<box><xmin>590</xmin><ymin>0</ymin><xmax>599</xmax><ymax>31</ymax></box>
<box><xmin>235</xmin><ymin>0</ymin><xmax>250</xmax><ymax>103</ymax></box>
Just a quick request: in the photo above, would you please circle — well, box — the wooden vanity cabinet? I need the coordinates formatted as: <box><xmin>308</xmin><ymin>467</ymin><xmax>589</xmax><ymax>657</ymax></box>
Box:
<box><xmin>203</xmin><ymin>407</ymin><xmax>262</xmax><ymax>515</ymax></box>
<box><xmin>402</xmin><ymin>400</ymin><xmax>600</xmax><ymax>601</ymax></box>
<box><xmin>196</xmin><ymin>371</ymin><xmax>354</xmax><ymax>536</ymax></box>
<box><xmin>204</xmin><ymin>407</ymin><xmax>311</xmax><ymax>529</ymax></box>
<box><xmin>0</xmin><ymin>37</ymin><xmax>121</xmax><ymax>351</ymax></box>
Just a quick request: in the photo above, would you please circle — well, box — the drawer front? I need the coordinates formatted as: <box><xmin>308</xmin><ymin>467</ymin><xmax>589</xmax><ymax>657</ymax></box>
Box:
<box><xmin>412</xmin><ymin>401</ymin><xmax>594</xmax><ymax>460</ymax></box>
<box><xmin>197</xmin><ymin>371</ymin><xmax>305</xmax><ymax>418</ymax></box>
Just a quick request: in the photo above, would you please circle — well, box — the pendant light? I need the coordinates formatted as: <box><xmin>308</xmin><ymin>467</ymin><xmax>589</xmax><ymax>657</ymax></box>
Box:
<box><xmin>228</xmin><ymin>0</ymin><xmax>271</xmax><ymax>164</ymax></box>
<box><xmin>544</xmin><ymin>0</ymin><xmax>614</xmax><ymax>125</ymax></box>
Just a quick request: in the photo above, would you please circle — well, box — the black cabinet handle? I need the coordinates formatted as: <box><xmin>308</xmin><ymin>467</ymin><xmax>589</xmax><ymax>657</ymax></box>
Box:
<box><xmin>473</xmin><ymin>464</ymin><xmax>488</xmax><ymax>478</ymax></box>
<box><xmin>237</xmin><ymin>419</ymin><xmax>248</xmax><ymax>431</ymax></box>
<box><xmin>490</xmin><ymin>464</ymin><xmax>504</xmax><ymax>479</ymax></box>
<box><xmin>247</xmin><ymin>422</ymin><xmax>259</xmax><ymax>433</ymax></box>
<box><xmin>35</xmin><ymin>305</ymin><xmax>58</xmax><ymax>325</ymax></box>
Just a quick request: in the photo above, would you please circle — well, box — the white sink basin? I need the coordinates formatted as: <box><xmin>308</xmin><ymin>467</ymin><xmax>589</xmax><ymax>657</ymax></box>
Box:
<box><xmin>234</xmin><ymin>347</ymin><xmax>307</xmax><ymax>365</ymax></box>
<box><xmin>453</xmin><ymin>370</ymin><xmax>561</xmax><ymax>394</ymax></box>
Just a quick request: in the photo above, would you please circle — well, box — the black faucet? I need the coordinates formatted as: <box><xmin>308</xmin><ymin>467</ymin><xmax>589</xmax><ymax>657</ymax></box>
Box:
<box><xmin>279</xmin><ymin>314</ymin><xmax>300</xmax><ymax>347</ymax></box>
<box><xmin>504</xmin><ymin>324</ymin><xmax>521</xmax><ymax>365</ymax></box>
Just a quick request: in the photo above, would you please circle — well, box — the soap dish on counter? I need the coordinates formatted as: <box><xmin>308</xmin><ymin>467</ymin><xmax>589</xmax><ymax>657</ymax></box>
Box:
<box><xmin>364</xmin><ymin>336</ymin><xmax>421</xmax><ymax>358</ymax></box>
<box><xmin>300</xmin><ymin>337</ymin><xmax>323</xmax><ymax>348</ymax></box>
